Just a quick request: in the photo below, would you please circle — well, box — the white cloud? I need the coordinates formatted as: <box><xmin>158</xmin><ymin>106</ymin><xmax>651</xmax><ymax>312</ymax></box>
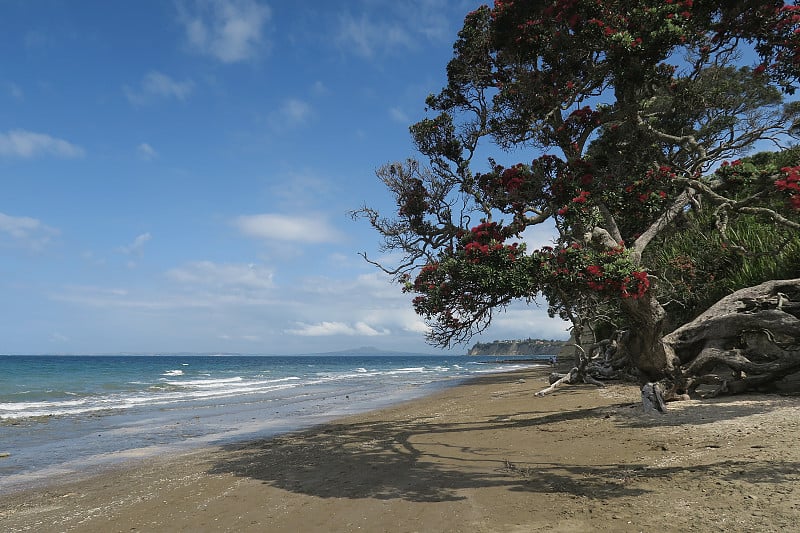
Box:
<box><xmin>280</xmin><ymin>272</ymin><xmax>427</xmax><ymax>340</ymax></box>
<box><xmin>137</xmin><ymin>143</ymin><xmax>158</xmax><ymax>160</ymax></box>
<box><xmin>484</xmin><ymin>304</ymin><xmax>571</xmax><ymax>341</ymax></box>
<box><xmin>286</xmin><ymin>321</ymin><xmax>390</xmax><ymax>337</ymax></box>
<box><xmin>118</xmin><ymin>233</ymin><xmax>152</xmax><ymax>256</ymax></box>
<box><xmin>124</xmin><ymin>71</ymin><xmax>194</xmax><ymax>105</ymax></box>
<box><xmin>346</xmin><ymin>296</ymin><xmax>430</xmax><ymax>335</ymax></box>
<box><xmin>0</xmin><ymin>129</ymin><xmax>84</xmax><ymax>159</ymax></box>
<box><xmin>179</xmin><ymin>0</ymin><xmax>271</xmax><ymax>63</ymax></box>
<box><xmin>167</xmin><ymin>261</ymin><xmax>274</xmax><ymax>290</ymax></box>
<box><xmin>389</xmin><ymin>107</ymin><xmax>409</xmax><ymax>124</ymax></box>
<box><xmin>334</xmin><ymin>1</ymin><xmax>461</xmax><ymax>59</ymax></box>
<box><xmin>0</xmin><ymin>212</ymin><xmax>59</xmax><ymax>250</ymax></box>
<box><xmin>519</xmin><ymin>221</ymin><xmax>558</xmax><ymax>250</ymax></box>
<box><xmin>275</xmin><ymin>98</ymin><xmax>313</xmax><ymax>127</ymax></box>
<box><xmin>402</xmin><ymin>318</ymin><xmax>430</xmax><ymax>335</ymax></box>
<box><xmin>336</xmin><ymin>12</ymin><xmax>413</xmax><ymax>58</ymax></box>
<box><xmin>234</xmin><ymin>213</ymin><xmax>344</xmax><ymax>244</ymax></box>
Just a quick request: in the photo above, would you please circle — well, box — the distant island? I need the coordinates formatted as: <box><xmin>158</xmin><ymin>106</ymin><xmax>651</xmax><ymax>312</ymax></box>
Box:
<box><xmin>467</xmin><ymin>338</ymin><xmax>566</xmax><ymax>356</ymax></box>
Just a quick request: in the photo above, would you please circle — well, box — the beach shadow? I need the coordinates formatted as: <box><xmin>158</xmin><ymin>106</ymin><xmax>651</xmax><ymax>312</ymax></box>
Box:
<box><xmin>618</xmin><ymin>393</ymin><xmax>794</xmax><ymax>428</ymax></box>
<box><xmin>208</xmin><ymin>410</ymin><xmax>800</xmax><ymax>502</ymax></box>
<box><xmin>206</xmin><ymin>403</ymin><xmax>650</xmax><ymax>503</ymax></box>
<box><xmin>207</xmin><ymin>384</ymin><xmax>799</xmax><ymax>503</ymax></box>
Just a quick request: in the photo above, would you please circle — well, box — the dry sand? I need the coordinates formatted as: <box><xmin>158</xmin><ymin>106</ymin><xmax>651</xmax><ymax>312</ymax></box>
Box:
<box><xmin>2</xmin><ymin>367</ymin><xmax>799</xmax><ymax>532</ymax></box>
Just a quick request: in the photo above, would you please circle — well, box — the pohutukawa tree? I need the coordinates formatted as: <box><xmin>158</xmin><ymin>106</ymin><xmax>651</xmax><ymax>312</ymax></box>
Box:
<box><xmin>356</xmin><ymin>0</ymin><xmax>800</xmax><ymax>397</ymax></box>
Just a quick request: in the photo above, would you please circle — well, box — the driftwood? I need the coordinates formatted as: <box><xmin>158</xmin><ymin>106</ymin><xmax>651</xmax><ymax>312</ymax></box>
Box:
<box><xmin>534</xmin><ymin>338</ymin><xmax>609</xmax><ymax>396</ymax></box>
<box><xmin>534</xmin><ymin>330</ymin><xmax>639</xmax><ymax>396</ymax></box>
<box><xmin>534</xmin><ymin>367</ymin><xmax>605</xmax><ymax>397</ymax></box>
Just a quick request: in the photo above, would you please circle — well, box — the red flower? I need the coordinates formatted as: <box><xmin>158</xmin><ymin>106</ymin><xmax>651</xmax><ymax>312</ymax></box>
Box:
<box><xmin>572</xmin><ymin>190</ymin><xmax>590</xmax><ymax>203</ymax></box>
<box><xmin>585</xmin><ymin>265</ymin><xmax>603</xmax><ymax>277</ymax></box>
<box><xmin>631</xmin><ymin>271</ymin><xmax>650</xmax><ymax>297</ymax></box>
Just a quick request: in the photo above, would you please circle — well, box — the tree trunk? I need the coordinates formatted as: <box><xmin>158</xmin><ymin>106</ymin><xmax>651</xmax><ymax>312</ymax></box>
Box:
<box><xmin>618</xmin><ymin>291</ymin><xmax>677</xmax><ymax>382</ymax></box>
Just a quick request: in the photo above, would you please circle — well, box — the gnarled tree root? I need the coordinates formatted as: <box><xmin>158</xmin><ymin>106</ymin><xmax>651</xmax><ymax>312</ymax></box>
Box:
<box><xmin>664</xmin><ymin>278</ymin><xmax>800</xmax><ymax>397</ymax></box>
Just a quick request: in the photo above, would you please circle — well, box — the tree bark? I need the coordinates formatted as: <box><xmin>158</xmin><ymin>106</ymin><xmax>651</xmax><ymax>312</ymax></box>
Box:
<box><xmin>618</xmin><ymin>291</ymin><xmax>677</xmax><ymax>382</ymax></box>
<box><xmin>663</xmin><ymin>278</ymin><xmax>800</xmax><ymax>397</ymax></box>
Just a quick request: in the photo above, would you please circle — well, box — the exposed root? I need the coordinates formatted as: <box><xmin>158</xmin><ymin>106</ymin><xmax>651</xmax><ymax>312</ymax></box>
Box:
<box><xmin>664</xmin><ymin>279</ymin><xmax>800</xmax><ymax>397</ymax></box>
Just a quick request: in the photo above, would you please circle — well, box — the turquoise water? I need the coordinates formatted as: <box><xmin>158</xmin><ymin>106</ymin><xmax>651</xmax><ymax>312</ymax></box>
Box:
<box><xmin>0</xmin><ymin>353</ymin><xmax>549</xmax><ymax>493</ymax></box>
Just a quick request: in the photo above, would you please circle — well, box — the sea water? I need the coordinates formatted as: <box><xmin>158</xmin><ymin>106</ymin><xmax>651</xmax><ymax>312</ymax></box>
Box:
<box><xmin>0</xmin><ymin>353</ymin><xmax>549</xmax><ymax>493</ymax></box>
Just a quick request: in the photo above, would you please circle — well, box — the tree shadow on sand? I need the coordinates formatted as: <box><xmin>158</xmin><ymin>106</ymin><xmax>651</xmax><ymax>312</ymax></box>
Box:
<box><xmin>207</xmin><ymin>397</ymin><xmax>799</xmax><ymax>503</ymax></box>
<box><xmin>617</xmin><ymin>392</ymin><xmax>797</xmax><ymax>428</ymax></box>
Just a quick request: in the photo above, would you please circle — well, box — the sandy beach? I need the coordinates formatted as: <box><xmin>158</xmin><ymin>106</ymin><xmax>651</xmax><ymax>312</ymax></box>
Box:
<box><xmin>3</xmin><ymin>366</ymin><xmax>799</xmax><ymax>532</ymax></box>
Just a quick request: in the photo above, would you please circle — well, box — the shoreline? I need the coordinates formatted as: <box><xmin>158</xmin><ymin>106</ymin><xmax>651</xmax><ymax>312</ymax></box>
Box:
<box><xmin>1</xmin><ymin>355</ymin><xmax>545</xmax><ymax>495</ymax></box>
<box><xmin>0</xmin><ymin>367</ymin><xmax>538</xmax><ymax>496</ymax></box>
<box><xmin>3</xmin><ymin>367</ymin><xmax>799</xmax><ymax>532</ymax></box>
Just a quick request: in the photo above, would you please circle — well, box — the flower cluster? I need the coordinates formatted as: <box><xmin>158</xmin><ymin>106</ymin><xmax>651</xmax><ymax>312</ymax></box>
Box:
<box><xmin>584</xmin><ymin>264</ymin><xmax>650</xmax><ymax>298</ymax></box>
<box><xmin>552</xmin><ymin>158</ymin><xmax>596</xmax><ymax>216</ymax></box>
<box><xmin>498</xmin><ymin>164</ymin><xmax>526</xmax><ymax>192</ymax></box>
<box><xmin>476</xmin><ymin>159</ymin><xmax>556</xmax><ymax>217</ymax></box>
<box><xmin>714</xmin><ymin>158</ymin><xmax>754</xmax><ymax>189</ymax></box>
<box><xmin>459</xmin><ymin>222</ymin><xmax>522</xmax><ymax>264</ymax></box>
<box><xmin>775</xmin><ymin>165</ymin><xmax>800</xmax><ymax>210</ymax></box>
<box><xmin>403</xmin><ymin>236</ymin><xmax>531</xmax><ymax>330</ymax></box>
<box><xmin>715</xmin><ymin>160</ymin><xmax>800</xmax><ymax>210</ymax></box>
<box><xmin>624</xmin><ymin>165</ymin><xmax>675</xmax><ymax>202</ymax></box>
<box><xmin>744</xmin><ymin>4</ymin><xmax>800</xmax><ymax>82</ymax></box>
<box><xmin>533</xmin><ymin>242</ymin><xmax>651</xmax><ymax>299</ymax></box>
<box><xmin>405</xmin><ymin>262</ymin><xmax>451</xmax><ymax>319</ymax></box>
<box><xmin>469</xmin><ymin>221</ymin><xmax>505</xmax><ymax>242</ymax></box>
<box><xmin>553</xmin><ymin>106</ymin><xmax>604</xmax><ymax>146</ymax></box>
<box><xmin>407</xmin><ymin>263</ymin><xmax>442</xmax><ymax>294</ymax></box>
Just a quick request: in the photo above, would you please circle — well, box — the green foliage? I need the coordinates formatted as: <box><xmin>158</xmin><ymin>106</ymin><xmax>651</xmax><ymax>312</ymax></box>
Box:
<box><xmin>647</xmin><ymin>149</ymin><xmax>800</xmax><ymax>328</ymax></box>
<box><xmin>359</xmin><ymin>1</ymin><xmax>800</xmax><ymax>350</ymax></box>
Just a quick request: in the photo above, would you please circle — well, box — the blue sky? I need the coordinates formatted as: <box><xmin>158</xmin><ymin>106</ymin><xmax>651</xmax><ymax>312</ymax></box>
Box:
<box><xmin>1</xmin><ymin>0</ymin><xmax>567</xmax><ymax>355</ymax></box>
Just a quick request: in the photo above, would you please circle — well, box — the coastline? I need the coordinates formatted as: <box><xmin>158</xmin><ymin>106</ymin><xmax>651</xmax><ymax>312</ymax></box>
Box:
<box><xmin>1</xmin><ymin>354</ymin><xmax>542</xmax><ymax>493</ymax></box>
<box><xmin>2</xmin><ymin>367</ymin><xmax>799</xmax><ymax>532</ymax></box>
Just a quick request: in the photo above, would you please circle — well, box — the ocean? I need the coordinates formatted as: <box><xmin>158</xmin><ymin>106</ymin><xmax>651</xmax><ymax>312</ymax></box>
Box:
<box><xmin>0</xmin><ymin>353</ymin><xmax>549</xmax><ymax>493</ymax></box>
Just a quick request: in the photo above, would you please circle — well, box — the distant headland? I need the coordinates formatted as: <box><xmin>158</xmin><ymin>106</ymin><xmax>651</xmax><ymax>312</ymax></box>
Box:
<box><xmin>467</xmin><ymin>338</ymin><xmax>566</xmax><ymax>356</ymax></box>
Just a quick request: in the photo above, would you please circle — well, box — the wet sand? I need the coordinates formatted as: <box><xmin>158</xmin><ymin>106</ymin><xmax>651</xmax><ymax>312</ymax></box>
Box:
<box><xmin>2</xmin><ymin>367</ymin><xmax>799</xmax><ymax>532</ymax></box>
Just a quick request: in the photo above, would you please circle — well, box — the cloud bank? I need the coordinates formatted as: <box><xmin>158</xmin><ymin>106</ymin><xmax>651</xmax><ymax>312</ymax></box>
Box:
<box><xmin>234</xmin><ymin>213</ymin><xmax>343</xmax><ymax>244</ymax></box>
<box><xmin>0</xmin><ymin>212</ymin><xmax>60</xmax><ymax>250</ymax></box>
<box><xmin>0</xmin><ymin>130</ymin><xmax>84</xmax><ymax>159</ymax></box>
